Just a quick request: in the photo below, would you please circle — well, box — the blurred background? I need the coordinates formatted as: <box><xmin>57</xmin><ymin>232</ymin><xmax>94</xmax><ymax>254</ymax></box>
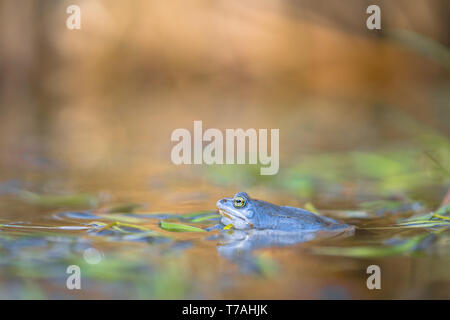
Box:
<box><xmin>0</xmin><ymin>0</ymin><xmax>449</xmax><ymax>208</ymax></box>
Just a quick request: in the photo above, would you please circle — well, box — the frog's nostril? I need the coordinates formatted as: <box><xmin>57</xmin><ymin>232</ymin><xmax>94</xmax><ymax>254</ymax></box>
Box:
<box><xmin>216</xmin><ymin>199</ymin><xmax>227</xmax><ymax>206</ymax></box>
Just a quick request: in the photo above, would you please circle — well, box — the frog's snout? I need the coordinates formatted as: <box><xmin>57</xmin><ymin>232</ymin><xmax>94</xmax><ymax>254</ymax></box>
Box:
<box><xmin>216</xmin><ymin>198</ymin><xmax>227</xmax><ymax>207</ymax></box>
<box><xmin>217</xmin><ymin>199</ymin><xmax>234</xmax><ymax>220</ymax></box>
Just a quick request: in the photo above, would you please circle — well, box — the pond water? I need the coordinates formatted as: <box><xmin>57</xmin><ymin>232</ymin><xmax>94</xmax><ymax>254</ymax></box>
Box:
<box><xmin>0</xmin><ymin>165</ymin><xmax>448</xmax><ymax>300</ymax></box>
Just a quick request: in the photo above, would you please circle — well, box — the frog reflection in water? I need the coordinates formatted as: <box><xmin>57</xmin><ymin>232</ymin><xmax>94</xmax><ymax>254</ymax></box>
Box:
<box><xmin>210</xmin><ymin>192</ymin><xmax>355</xmax><ymax>272</ymax></box>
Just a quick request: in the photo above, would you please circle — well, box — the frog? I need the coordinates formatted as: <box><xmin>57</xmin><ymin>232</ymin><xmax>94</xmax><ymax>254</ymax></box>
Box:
<box><xmin>213</xmin><ymin>192</ymin><xmax>354</xmax><ymax>233</ymax></box>
<box><xmin>207</xmin><ymin>192</ymin><xmax>355</xmax><ymax>273</ymax></box>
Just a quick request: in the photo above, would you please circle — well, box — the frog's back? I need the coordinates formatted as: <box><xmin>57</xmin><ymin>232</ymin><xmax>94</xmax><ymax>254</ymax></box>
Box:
<box><xmin>255</xmin><ymin>201</ymin><xmax>351</xmax><ymax>232</ymax></box>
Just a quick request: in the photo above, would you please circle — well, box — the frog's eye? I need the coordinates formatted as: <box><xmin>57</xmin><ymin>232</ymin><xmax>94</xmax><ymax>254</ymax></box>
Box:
<box><xmin>233</xmin><ymin>196</ymin><xmax>246</xmax><ymax>208</ymax></box>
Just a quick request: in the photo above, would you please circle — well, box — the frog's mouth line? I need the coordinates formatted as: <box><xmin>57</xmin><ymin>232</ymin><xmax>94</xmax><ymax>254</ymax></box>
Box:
<box><xmin>218</xmin><ymin>209</ymin><xmax>254</xmax><ymax>227</ymax></box>
<box><xmin>218</xmin><ymin>209</ymin><xmax>233</xmax><ymax>220</ymax></box>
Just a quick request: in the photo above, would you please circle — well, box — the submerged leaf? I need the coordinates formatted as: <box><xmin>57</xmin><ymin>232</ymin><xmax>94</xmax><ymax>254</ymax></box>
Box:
<box><xmin>190</xmin><ymin>214</ymin><xmax>220</xmax><ymax>223</ymax></box>
<box><xmin>104</xmin><ymin>203</ymin><xmax>143</xmax><ymax>213</ymax></box>
<box><xmin>313</xmin><ymin>233</ymin><xmax>432</xmax><ymax>258</ymax></box>
<box><xmin>19</xmin><ymin>191</ymin><xmax>98</xmax><ymax>208</ymax></box>
<box><xmin>55</xmin><ymin>211</ymin><xmax>101</xmax><ymax>220</ymax></box>
<box><xmin>329</xmin><ymin>210</ymin><xmax>372</xmax><ymax>219</ymax></box>
<box><xmin>104</xmin><ymin>222</ymin><xmax>151</xmax><ymax>233</ymax></box>
<box><xmin>121</xmin><ymin>231</ymin><xmax>170</xmax><ymax>242</ymax></box>
<box><xmin>360</xmin><ymin>200</ymin><xmax>404</xmax><ymax>212</ymax></box>
<box><xmin>179</xmin><ymin>211</ymin><xmax>212</xmax><ymax>219</ymax></box>
<box><xmin>254</xmin><ymin>254</ymin><xmax>279</xmax><ymax>277</ymax></box>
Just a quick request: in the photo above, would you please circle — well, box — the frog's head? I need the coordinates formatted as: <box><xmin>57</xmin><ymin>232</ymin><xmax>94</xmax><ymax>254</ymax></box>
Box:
<box><xmin>216</xmin><ymin>192</ymin><xmax>257</xmax><ymax>230</ymax></box>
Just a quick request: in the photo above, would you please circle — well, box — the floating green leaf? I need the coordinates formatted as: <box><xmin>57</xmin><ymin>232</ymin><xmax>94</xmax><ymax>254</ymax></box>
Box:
<box><xmin>99</xmin><ymin>213</ymin><xmax>144</xmax><ymax>224</ymax></box>
<box><xmin>435</xmin><ymin>203</ymin><xmax>450</xmax><ymax>216</ymax></box>
<box><xmin>304</xmin><ymin>202</ymin><xmax>321</xmax><ymax>215</ymax></box>
<box><xmin>395</xmin><ymin>220</ymin><xmax>450</xmax><ymax>228</ymax></box>
<box><xmin>433</xmin><ymin>214</ymin><xmax>450</xmax><ymax>221</ymax></box>
<box><xmin>397</xmin><ymin>203</ymin><xmax>450</xmax><ymax>228</ymax></box>
<box><xmin>160</xmin><ymin>221</ymin><xmax>206</xmax><ymax>232</ymax></box>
